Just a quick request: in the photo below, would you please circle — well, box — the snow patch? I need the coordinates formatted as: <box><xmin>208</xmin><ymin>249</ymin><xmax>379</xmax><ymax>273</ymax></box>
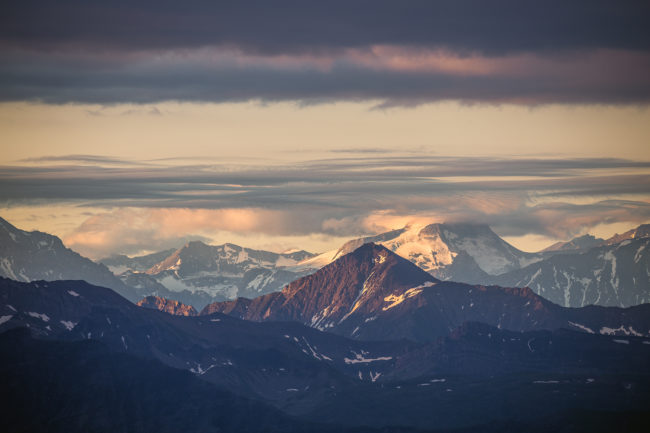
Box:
<box><xmin>190</xmin><ymin>363</ymin><xmax>216</xmax><ymax>375</ymax></box>
<box><xmin>567</xmin><ymin>321</ymin><xmax>595</xmax><ymax>334</ymax></box>
<box><xmin>300</xmin><ymin>337</ymin><xmax>332</xmax><ymax>361</ymax></box>
<box><xmin>344</xmin><ymin>351</ymin><xmax>392</xmax><ymax>364</ymax></box>
<box><xmin>0</xmin><ymin>315</ymin><xmax>13</xmax><ymax>325</ymax></box>
<box><xmin>612</xmin><ymin>339</ymin><xmax>629</xmax><ymax>344</ymax></box>
<box><xmin>67</xmin><ymin>290</ymin><xmax>80</xmax><ymax>297</ymax></box>
<box><xmin>527</xmin><ymin>338</ymin><xmax>535</xmax><ymax>353</ymax></box>
<box><xmin>524</xmin><ymin>268</ymin><xmax>542</xmax><ymax>288</ymax></box>
<box><xmin>634</xmin><ymin>245</ymin><xmax>646</xmax><ymax>263</ymax></box>
<box><xmin>0</xmin><ymin>258</ymin><xmax>18</xmax><ymax>280</ymax></box>
<box><xmin>60</xmin><ymin>320</ymin><xmax>75</xmax><ymax>331</ymax></box>
<box><xmin>27</xmin><ymin>312</ymin><xmax>50</xmax><ymax>322</ymax></box>
<box><xmin>382</xmin><ymin>282</ymin><xmax>434</xmax><ymax>311</ymax></box>
<box><xmin>600</xmin><ymin>325</ymin><xmax>643</xmax><ymax>337</ymax></box>
<box><xmin>603</xmin><ymin>251</ymin><xmax>619</xmax><ymax>296</ymax></box>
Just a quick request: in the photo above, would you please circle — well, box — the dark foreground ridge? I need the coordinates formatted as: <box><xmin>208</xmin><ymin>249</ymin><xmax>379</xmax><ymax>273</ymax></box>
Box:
<box><xmin>2</xmin><ymin>276</ymin><xmax>650</xmax><ymax>431</ymax></box>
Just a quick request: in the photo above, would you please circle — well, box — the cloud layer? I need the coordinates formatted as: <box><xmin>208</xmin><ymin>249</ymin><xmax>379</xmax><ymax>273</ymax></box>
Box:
<box><xmin>2</xmin><ymin>155</ymin><xmax>649</xmax><ymax>256</ymax></box>
<box><xmin>3</xmin><ymin>1</ymin><xmax>648</xmax><ymax>54</ymax></box>
<box><xmin>1</xmin><ymin>1</ymin><xmax>649</xmax><ymax>105</ymax></box>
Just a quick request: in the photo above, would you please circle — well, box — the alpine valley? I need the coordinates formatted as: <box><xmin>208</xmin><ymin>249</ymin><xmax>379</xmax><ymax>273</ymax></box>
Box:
<box><xmin>1</xmin><ymin>216</ymin><xmax>649</xmax><ymax>432</ymax></box>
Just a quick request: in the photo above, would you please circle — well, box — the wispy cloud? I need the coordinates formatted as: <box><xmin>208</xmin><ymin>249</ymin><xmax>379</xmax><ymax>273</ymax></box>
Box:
<box><xmin>16</xmin><ymin>154</ymin><xmax>143</xmax><ymax>166</ymax></box>
<box><xmin>2</xmin><ymin>155</ymin><xmax>649</xmax><ymax>257</ymax></box>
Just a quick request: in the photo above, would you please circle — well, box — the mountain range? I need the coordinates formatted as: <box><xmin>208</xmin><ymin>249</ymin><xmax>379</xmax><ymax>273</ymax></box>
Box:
<box><xmin>0</xmin><ymin>217</ymin><xmax>316</xmax><ymax>309</ymax></box>
<box><xmin>301</xmin><ymin>223</ymin><xmax>540</xmax><ymax>281</ymax></box>
<box><xmin>102</xmin><ymin>240</ymin><xmax>315</xmax><ymax>308</ymax></box>
<box><xmin>203</xmin><ymin>243</ymin><xmax>650</xmax><ymax>342</ymax></box>
<box><xmin>487</xmin><ymin>237</ymin><xmax>650</xmax><ymax>307</ymax></box>
<box><xmin>300</xmin><ymin>222</ymin><xmax>650</xmax><ymax>308</ymax></box>
<box><xmin>2</xmin><ymin>215</ymin><xmax>648</xmax><ymax>310</ymax></box>
<box><xmin>2</xmin><ymin>274</ymin><xmax>649</xmax><ymax>431</ymax></box>
<box><xmin>2</xmin><ymin>213</ymin><xmax>650</xmax><ymax>431</ymax></box>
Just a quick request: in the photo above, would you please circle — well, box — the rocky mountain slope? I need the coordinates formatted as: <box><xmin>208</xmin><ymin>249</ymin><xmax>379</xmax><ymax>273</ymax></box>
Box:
<box><xmin>488</xmin><ymin>235</ymin><xmax>650</xmax><ymax>307</ymax></box>
<box><xmin>202</xmin><ymin>244</ymin><xmax>650</xmax><ymax>342</ymax></box>
<box><xmin>541</xmin><ymin>234</ymin><xmax>605</xmax><ymax>253</ymax></box>
<box><xmin>99</xmin><ymin>248</ymin><xmax>177</xmax><ymax>273</ymax></box>
<box><xmin>0</xmin><ymin>216</ymin><xmax>139</xmax><ymax>302</ymax></box>
<box><xmin>136</xmin><ymin>295</ymin><xmax>198</xmax><ymax>316</ymax></box>
<box><xmin>297</xmin><ymin>222</ymin><xmax>650</xmax><ymax>308</ymax></box>
<box><xmin>604</xmin><ymin>224</ymin><xmax>650</xmax><ymax>245</ymax></box>
<box><xmin>110</xmin><ymin>241</ymin><xmax>316</xmax><ymax>308</ymax></box>
<box><xmin>298</xmin><ymin>223</ymin><xmax>541</xmax><ymax>284</ymax></box>
<box><xmin>0</xmin><ymin>216</ymin><xmax>314</xmax><ymax>309</ymax></box>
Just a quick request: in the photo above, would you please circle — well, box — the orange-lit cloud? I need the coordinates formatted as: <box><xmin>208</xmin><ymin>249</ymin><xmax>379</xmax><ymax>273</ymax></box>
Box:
<box><xmin>62</xmin><ymin>207</ymin><xmax>291</xmax><ymax>257</ymax></box>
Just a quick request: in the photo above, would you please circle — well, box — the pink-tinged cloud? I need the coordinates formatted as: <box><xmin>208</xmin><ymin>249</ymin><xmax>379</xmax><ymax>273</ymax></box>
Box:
<box><xmin>59</xmin><ymin>198</ymin><xmax>650</xmax><ymax>259</ymax></box>
<box><xmin>63</xmin><ymin>208</ymin><xmax>290</xmax><ymax>258</ymax></box>
<box><xmin>3</xmin><ymin>46</ymin><xmax>650</xmax><ymax>105</ymax></box>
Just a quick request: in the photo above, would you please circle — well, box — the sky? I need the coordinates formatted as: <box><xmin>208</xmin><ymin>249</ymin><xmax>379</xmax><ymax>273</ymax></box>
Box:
<box><xmin>1</xmin><ymin>1</ymin><xmax>650</xmax><ymax>258</ymax></box>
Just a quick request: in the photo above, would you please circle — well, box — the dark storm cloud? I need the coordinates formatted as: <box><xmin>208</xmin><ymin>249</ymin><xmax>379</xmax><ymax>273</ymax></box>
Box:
<box><xmin>1</xmin><ymin>53</ymin><xmax>649</xmax><ymax>105</ymax></box>
<box><xmin>2</xmin><ymin>0</ymin><xmax>649</xmax><ymax>54</ymax></box>
<box><xmin>1</xmin><ymin>1</ymin><xmax>649</xmax><ymax>105</ymax></box>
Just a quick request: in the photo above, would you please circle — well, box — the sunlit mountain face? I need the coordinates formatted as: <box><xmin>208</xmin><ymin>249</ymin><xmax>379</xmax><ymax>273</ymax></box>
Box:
<box><xmin>1</xmin><ymin>1</ymin><xmax>650</xmax><ymax>432</ymax></box>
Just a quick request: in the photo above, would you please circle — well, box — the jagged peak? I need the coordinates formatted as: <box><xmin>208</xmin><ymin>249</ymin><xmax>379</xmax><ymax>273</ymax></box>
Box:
<box><xmin>282</xmin><ymin>242</ymin><xmax>438</xmax><ymax>301</ymax></box>
<box><xmin>541</xmin><ymin>233</ymin><xmax>605</xmax><ymax>252</ymax></box>
<box><xmin>183</xmin><ymin>239</ymin><xmax>211</xmax><ymax>249</ymax></box>
<box><xmin>604</xmin><ymin>223</ymin><xmax>650</xmax><ymax>245</ymax></box>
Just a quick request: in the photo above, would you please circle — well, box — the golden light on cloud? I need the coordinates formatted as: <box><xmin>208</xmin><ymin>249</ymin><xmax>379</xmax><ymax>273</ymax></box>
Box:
<box><xmin>1</xmin><ymin>99</ymin><xmax>649</xmax><ymax>258</ymax></box>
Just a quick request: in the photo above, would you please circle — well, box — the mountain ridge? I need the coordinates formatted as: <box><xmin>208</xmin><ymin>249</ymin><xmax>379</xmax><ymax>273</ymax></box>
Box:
<box><xmin>202</xmin><ymin>244</ymin><xmax>650</xmax><ymax>342</ymax></box>
<box><xmin>2</xmin><ymin>277</ymin><xmax>649</xmax><ymax>431</ymax></box>
<box><xmin>0</xmin><ymin>216</ymin><xmax>139</xmax><ymax>302</ymax></box>
<box><xmin>299</xmin><ymin>223</ymin><xmax>540</xmax><ymax>282</ymax></box>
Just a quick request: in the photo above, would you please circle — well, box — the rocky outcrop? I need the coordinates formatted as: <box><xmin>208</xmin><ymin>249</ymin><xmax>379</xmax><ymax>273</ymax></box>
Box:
<box><xmin>136</xmin><ymin>296</ymin><xmax>198</xmax><ymax>316</ymax></box>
